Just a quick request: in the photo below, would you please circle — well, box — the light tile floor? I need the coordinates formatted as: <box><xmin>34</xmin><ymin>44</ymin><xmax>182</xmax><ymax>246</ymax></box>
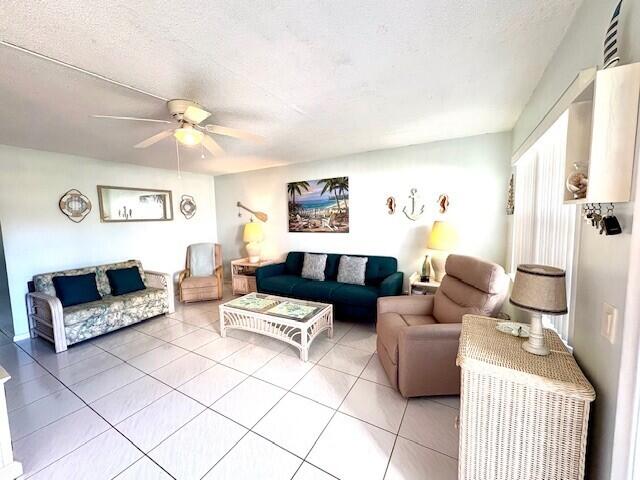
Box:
<box><xmin>4</xmin><ymin>291</ymin><xmax>459</xmax><ymax>479</ymax></box>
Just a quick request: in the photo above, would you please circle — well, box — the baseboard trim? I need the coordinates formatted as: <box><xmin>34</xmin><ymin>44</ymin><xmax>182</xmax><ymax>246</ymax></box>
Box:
<box><xmin>12</xmin><ymin>332</ymin><xmax>30</xmax><ymax>342</ymax></box>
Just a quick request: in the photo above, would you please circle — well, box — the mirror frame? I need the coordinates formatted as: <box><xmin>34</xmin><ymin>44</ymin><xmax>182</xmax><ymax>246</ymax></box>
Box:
<box><xmin>97</xmin><ymin>185</ymin><xmax>174</xmax><ymax>223</ymax></box>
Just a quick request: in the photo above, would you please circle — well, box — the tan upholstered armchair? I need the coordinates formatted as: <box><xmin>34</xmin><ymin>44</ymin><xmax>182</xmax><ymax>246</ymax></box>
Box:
<box><xmin>178</xmin><ymin>243</ymin><xmax>223</xmax><ymax>303</ymax></box>
<box><xmin>376</xmin><ymin>254</ymin><xmax>509</xmax><ymax>397</ymax></box>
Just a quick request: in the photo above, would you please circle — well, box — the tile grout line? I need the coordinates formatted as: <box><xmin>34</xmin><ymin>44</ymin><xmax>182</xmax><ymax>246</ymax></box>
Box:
<box><xmin>14</xmin><ymin>308</ymin><xmax>433</xmax><ymax>479</ymax></box>
<box><xmin>196</xmin><ymin>320</ymin><xmax>353</xmax><ymax>480</ymax></box>
<box><xmin>12</xmin><ymin>338</ymin><xmax>177</xmax><ymax>479</ymax></box>
<box><xmin>382</xmin><ymin>396</ymin><xmax>410</xmax><ymax>479</ymax></box>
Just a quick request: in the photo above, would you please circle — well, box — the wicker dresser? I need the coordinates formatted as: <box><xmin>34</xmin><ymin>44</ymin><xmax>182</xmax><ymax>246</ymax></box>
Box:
<box><xmin>456</xmin><ymin>316</ymin><xmax>595</xmax><ymax>480</ymax></box>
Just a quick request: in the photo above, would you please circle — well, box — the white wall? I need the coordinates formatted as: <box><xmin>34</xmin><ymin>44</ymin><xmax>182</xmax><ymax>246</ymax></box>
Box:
<box><xmin>511</xmin><ymin>1</ymin><xmax>640</xmax><ymax>478</ymax></box>
<box><xmin>0</xmin><ymin>145</ymin><xmax>217</xmax><ymax>339</ymax></box>
<box><xmin>215</xmin><ymin>132</ymin><xmax>512</xmax><ymax>282</ymax></box>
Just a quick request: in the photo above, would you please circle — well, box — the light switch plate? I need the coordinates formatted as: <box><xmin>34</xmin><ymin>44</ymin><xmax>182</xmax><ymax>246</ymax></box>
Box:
<box><xmin>601</xmin><ymin>303</ymin><xmax>618</xmax><ymax>344</ymax></box>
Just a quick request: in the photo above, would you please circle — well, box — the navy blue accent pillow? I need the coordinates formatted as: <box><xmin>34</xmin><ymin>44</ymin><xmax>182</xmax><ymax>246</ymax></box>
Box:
<box><xmin>106</xmin><ymin>267</ymin><xmax>145</xmax><ymax>296</ymax></box>
<box><xmin>52</xmin><ymin>273</ymin><xmax>102</xmax><ymax>307</ymax></box>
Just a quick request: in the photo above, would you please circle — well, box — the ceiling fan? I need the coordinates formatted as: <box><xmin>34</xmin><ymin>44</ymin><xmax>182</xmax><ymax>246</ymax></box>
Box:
<box><xmin>92</xmin><ymin>99</ymin><xmax>263</xmax><ymax>156</ymax></box>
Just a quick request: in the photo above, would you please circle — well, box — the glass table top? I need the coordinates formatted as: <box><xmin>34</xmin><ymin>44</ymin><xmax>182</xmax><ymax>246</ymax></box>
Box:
<box><xmin>222</xmin><ymin>293</ymin><xmax>330</xmax><ymax>322</ymax></box>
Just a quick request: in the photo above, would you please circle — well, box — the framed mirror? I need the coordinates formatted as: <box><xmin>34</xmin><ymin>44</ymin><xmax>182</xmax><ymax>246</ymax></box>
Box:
<box><xmin>97</xmin><ymin>186</ymin><xmax>173</xmax><ymax>222</ymax></box>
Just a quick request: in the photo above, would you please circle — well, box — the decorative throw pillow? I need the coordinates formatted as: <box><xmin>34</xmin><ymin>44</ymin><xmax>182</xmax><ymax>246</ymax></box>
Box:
<box><xmin>106</xmin><ymin>267</ymin><xmax>146</xmax><ymax>296</ymax></box>
<box><xmin>301</xmin><ymin>253</ymin><xmax>328</xmax><ymax>281</ymax></box>
<box><xmin>52</xmin><ymin>273</ymin><xmax>102</xmax><ymax>307</ymax></box>
<box><xmin>337</xmin><ymin>255</ymin><xmax>368</xmax><ymax>285</ymax></box>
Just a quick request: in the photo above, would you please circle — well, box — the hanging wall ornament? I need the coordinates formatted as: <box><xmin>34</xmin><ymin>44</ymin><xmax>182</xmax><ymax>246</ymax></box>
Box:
<box><xmin>402</xmin><ymin>188</ymin><xmax>425</xmax><ymax>221</ymax></box>
<box><xmin>506</xmin><ymin>175</ymin><xmax>515</xmax><ymax>215</ymax></box>
<box><xmin>437</xmin><ymin>194</ymin><xmax>450</xmax><ymax>214</ymax></box>
<box><xmin>386</xmin><ymin>196</ymin><xmax>396</xmax><ymax>215</ymax></box>
<box><xmin>603</xmin><ymin>0</ymin><xmax>623</xmax><ymax>69</ymax></box>
<box><xmin>180</xmin><ymin>195</ymin><xmax>197</xmax><ymax>219</ymax></box>
<box><xmin>59</xmin><ymin>189</ymin><xmax>91</xmax><ymax>223</ymax></box>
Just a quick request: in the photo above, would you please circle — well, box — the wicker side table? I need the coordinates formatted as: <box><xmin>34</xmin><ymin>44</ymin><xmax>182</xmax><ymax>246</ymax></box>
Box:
<box><xmin>456</xmin><ymin>316</ymin><xmax>595</xmax><ymax>480</ymax></box>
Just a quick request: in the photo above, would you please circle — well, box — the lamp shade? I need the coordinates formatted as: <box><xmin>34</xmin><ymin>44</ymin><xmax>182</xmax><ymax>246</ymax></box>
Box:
<box><xmin>243</xmin><ymin>221</ymin><xmax>264</xmax><ymax>242</ymax></box>
<box><xmin>427</xmin><ymin>221</ymin><xmax>457</xmax><ymax>251</ymax></box>
<box><xmin>510</xmin><ymin>264</ymin><xmax>568</xmax><ymax>315</ymax></box>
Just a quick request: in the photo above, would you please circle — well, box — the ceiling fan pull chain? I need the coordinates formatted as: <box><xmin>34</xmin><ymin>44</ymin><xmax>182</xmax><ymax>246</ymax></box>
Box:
<box><xmin>175</xmin><ymin>139</ymin><xmax>182</xmax><ymax>179</ymax></box>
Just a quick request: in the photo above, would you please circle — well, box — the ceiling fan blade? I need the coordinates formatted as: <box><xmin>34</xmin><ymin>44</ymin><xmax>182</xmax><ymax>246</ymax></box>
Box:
<box><xmin>202</xmin><ymin>134</ymin><xmax>225</xmax><ymax>156</ymax></box>
<box><xmin>204</xmin><ymin>124</ymin><xmax>265</xmax><ymax>143</ymax></box>
<box><xmin>134</xmin><ymin>129</ymin><xmax>174</xmax><ymax>148</ymax></box>
<box><xmin>183</xmin><ymin>105</ymin><xmax>211</xmax><ymax>124</ymax></box>
<box><xmin>92</xmin><ymin>115</ymin><xmax>172</xmax><ymax>124</ymax></box>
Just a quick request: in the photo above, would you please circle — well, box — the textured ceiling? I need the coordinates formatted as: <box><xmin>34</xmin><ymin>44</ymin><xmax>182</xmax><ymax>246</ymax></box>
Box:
<box><xmin>0</xmin><ymin>0</ymin><xmax>582</xmax><ymax>175</ymax></box>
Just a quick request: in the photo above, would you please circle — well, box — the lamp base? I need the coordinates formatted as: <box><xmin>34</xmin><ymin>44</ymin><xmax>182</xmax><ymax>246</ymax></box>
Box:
<box><xmin>522</xmin><ymin>313</ymin><xmax>550</xmax><ymax>356</ymax></box>
<box><xmin>246</xmin><ymin>242</ymin><xmax>261</xmax><ymax>264</ymax></box>
<box><xmin>430</xmin><ymin>251</ymin><xmax>448</xmax><ymax>282</ymax></box>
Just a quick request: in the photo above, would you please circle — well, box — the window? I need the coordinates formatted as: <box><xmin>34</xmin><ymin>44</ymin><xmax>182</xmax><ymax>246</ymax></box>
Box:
<box><xmin>511</xmin><ymin>112</ymin><xmax>577</xmax><ymax>343</ymax></box>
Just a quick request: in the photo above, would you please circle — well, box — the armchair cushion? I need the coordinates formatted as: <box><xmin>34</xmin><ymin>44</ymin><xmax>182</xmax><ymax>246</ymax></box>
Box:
<box><xmin>181</xmin><ymin>275</ymin><xmax>218</xmax><ymax>288</ymax></box>
<box><xmin>189</xmin><ymin>243</ymin><xmax>215</xmax><ymax>277</ymax></box>
<box><xmin>433</xmin><ymin>276</ymin><xmax>506</xmax><ymax>324</ymax></box>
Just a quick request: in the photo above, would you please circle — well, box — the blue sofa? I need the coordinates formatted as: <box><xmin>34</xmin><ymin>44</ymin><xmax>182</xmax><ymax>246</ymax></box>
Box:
<box><xmin>255</xmin><ymin>252</ymin><xmax>403</xmax><ymax>322</ymax></box>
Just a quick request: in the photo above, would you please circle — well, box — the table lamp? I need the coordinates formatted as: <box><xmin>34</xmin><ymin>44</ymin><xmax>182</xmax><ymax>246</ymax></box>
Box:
<box><xmin>427</xmin><ymin>220</ymin><xmax>457</xmax><ymax>282</ymax></box>
<box><xmin>243</xmin><ymin>220</ymin><xmax>264</xmax><ymax>263</ymax></box>
<box><xmin>509</xmin><ymin>264</ymin><xmax>567</xmax><ymax>356</ymax></box>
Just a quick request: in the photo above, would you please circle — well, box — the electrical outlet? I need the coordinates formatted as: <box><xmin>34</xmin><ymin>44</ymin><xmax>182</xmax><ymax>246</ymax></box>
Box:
<box><xmin>601</xmin><ymin>303</ymin><xmax>618</xmax><ymax>344</ymax></box>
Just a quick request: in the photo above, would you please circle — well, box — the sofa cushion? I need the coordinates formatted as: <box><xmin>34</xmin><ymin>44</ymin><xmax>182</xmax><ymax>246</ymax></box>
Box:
<box><xmin>330</xmin><ymin>284</ymin><xmax>379</xmax><ymax>307</ymax></box>
<box><xmin>52</xmin><ymin>273</ymin><xmax>102</xmax><ymax>307</ymax></box>
<box><xmin>291</xmin><ymin>281</ymin><xmax>342</xmax><ymax>302</ymax></box>
<box><xmin>284</xmin><ymin>252</ymin><xmax>397</xmax><ymax>286</ymax></box>
<box><xmin>259</xmin><ymin>275</ymin><xmax>310</xmax><ymax>296</ymax></box>
<box><xmin>364</xmin><ymin>256</ymin><xmax>398</xmax><ymax>286</ymax></box>
<box><xmin>182</xmin><ymin>275</ymin><xmax>218</xmax><ymax>288</ymax></box>
<box><xmin>63</xmin><ymin>287</ymin><xmax>166</xmax><ymax>327</ymax></box>
<box><xmin>301</xmin><ymin>253</ymin><xmax>328</xmax><ymax>281</ymax></box>
<box><xmin>34</xmin><ymin>260</ymin><xmax>146</xmax><ymax>297</ymax></box>
<box><xmin>106</xmin><ymin>267</ymin><xmax>146</xmax><ymax>296</ymax></box>
<box><xmin>337</xmin><ymin>255</ymin><xmax>368</xmax><ymax>285</ymax></box>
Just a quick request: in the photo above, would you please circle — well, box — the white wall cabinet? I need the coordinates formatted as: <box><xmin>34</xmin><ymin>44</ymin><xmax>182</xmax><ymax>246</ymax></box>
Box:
<box><xmin>564</xmin><ymin>63</ymin><xmax>640</xmax><ymax>204</ymax></box>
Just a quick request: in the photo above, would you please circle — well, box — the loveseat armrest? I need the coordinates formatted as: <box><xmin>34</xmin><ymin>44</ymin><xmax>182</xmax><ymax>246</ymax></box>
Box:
<box><xmin>397</xmin><ymin>322</ymin><xmax>463</xmax><ymax>396</ymax></box>
<box><xmin>146</xmin><ymin>270</ymin><xmax>175</xmax><ymax>314</ymax></box>
<box><xmin>379</xmin><ymin>271</ymin><xmax>404</xmax><ymax>297</ymax></box>
<box><xmin>377</xmin><ymin>294</ymin><xmax>435</xmax><ymax>316</ymax></box>
<box><xmin>26</xmin><ymin>292</ymin><xmax>67</xmax><ymax>353</ymax></box>
<box><xmin>255</xmin><ymin>263</ymin><xmax>286</xmax><ymax>287</ymax></box>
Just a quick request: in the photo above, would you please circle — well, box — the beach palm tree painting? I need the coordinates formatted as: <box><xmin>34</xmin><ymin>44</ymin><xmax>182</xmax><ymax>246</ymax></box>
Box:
<box><xmin>288</xmin><ymin>177</ymin><xmax>349</xmax><ymax>232</ymax></box>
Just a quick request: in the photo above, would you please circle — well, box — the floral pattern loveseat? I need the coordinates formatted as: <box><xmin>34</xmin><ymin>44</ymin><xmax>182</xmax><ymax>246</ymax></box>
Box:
<box><xmin>27</xmin><ymin>260</ymin><xmax>175</xmax><ymax>352</ymax></box>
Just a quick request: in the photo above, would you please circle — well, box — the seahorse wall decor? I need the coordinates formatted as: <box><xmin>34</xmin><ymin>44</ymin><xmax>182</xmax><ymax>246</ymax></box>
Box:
<box><xmin>437</xmin><ymin>194</ymin><xmax>449</xmax><ymax>214</ymax></box>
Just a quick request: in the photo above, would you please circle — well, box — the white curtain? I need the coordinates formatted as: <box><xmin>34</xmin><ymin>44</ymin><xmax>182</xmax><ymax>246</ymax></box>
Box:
<box><xmin>511</xmin><ymin>112</ymin><xmax>576</xmax><ymax>342</ymax></box>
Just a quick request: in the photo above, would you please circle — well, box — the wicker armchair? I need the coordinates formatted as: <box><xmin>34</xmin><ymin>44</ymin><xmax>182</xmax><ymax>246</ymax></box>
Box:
<box><xmin>178</xmin><ymin>243</ymin><xmax>223</xmax><ymax>303</ymax></box>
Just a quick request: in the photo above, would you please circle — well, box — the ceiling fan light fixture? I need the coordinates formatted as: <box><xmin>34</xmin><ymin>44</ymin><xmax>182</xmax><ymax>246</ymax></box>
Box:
<box><xmin>174</xmin><ymin>126</ymin><xmax>204</xmax><ymax>146</ymax></box>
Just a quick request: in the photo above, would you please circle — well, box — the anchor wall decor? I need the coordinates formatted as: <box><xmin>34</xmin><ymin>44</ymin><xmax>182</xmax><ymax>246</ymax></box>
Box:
<box><xmin>402</xmin><ymin>188</ymin><xmax>425</xmax><ymax>221</ymax></box>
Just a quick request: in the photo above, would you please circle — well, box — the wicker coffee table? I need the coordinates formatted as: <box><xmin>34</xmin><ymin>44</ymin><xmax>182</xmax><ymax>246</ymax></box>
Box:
<box><xmin>219</xmin><ymin>293</ymin><xmax>333</xmax><ymax>361</ymax></box>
